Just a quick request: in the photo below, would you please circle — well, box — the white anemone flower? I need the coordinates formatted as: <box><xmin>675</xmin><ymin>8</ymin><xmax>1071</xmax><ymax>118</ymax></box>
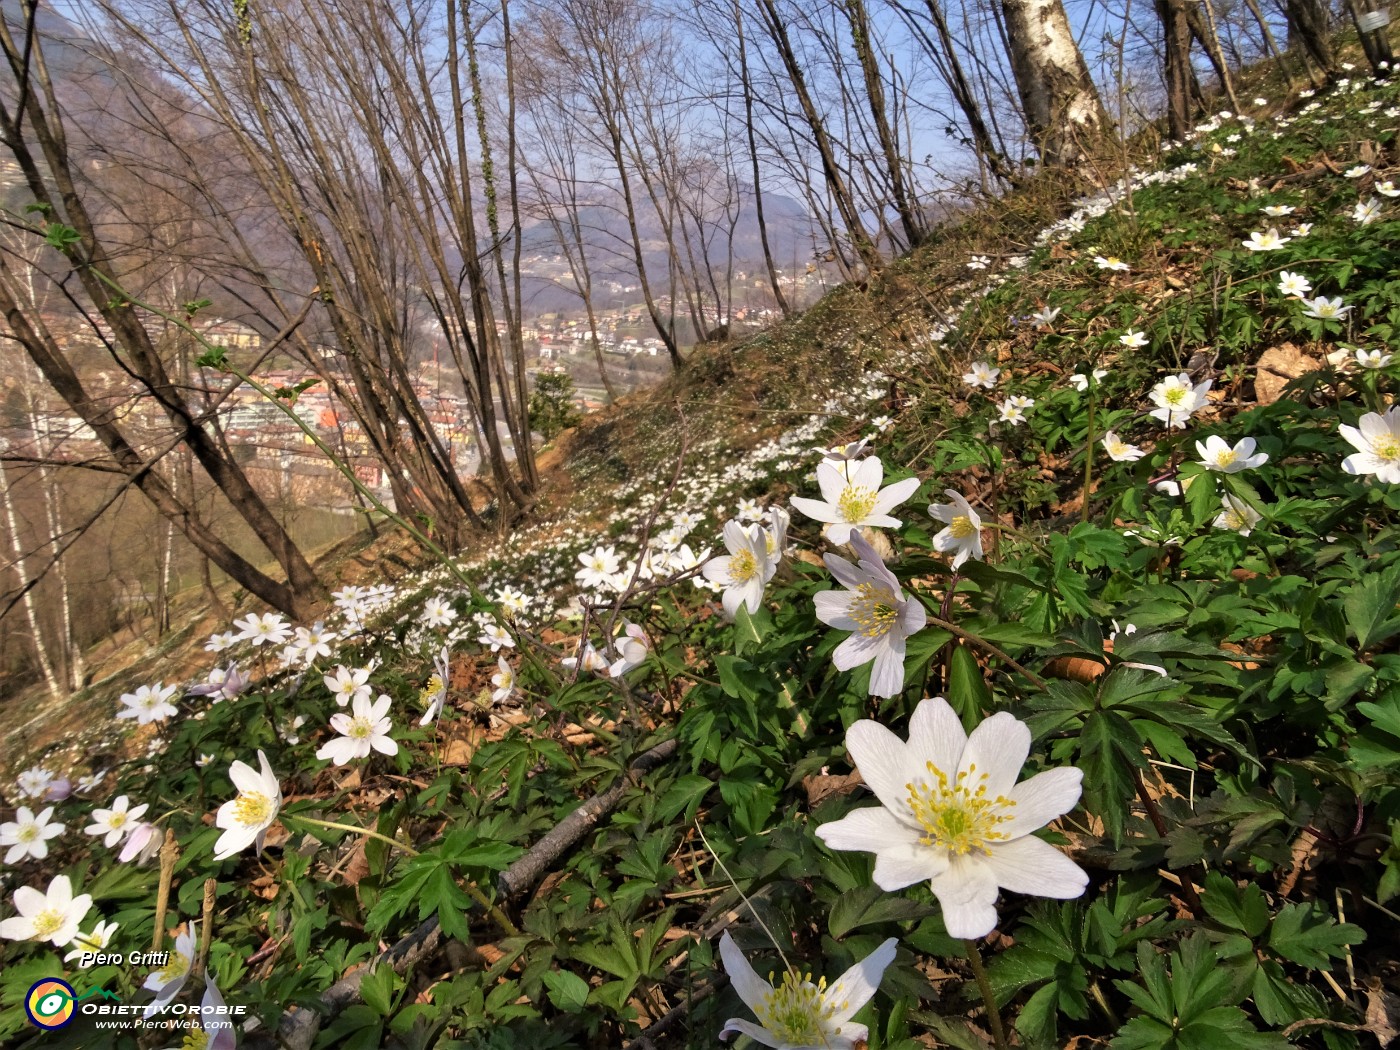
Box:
<box><xmin>233</xmin><ymin>612</ymin><xmax>291</xmax><ymax>647</ymax></box>
<box><xmin>1353</xmin><ymin>198</ymin><xmax>1383</xmax><ymax>225</ymax></box>
<box><xmin>180</xmin><ymin>977</ymin><xmax>236</xmax><ymax>1050</ymax></box>
<box><xmin>1069</xmin><ymin>369</ymin><xmax>1108</xmax><ymax>391</ymax></box>
<box><xmin>816</xmin><ymin>697</ymin><xmax>1088</xmax><ymax>939</ymax></box>
<box><xmin>814</xmin><ymin>533</ymin><xmax>927</xmax><ymax>698</ymax></box>
<box><xmin>421</xmin><ymin>595</ymin><xmax>459</xmax><ymax>628</ymax></box>
<box><xmin>1300</xmin><ymin>295</ymin><xmax>1353</xmax><ymax>320</ymax></box>
<box><xmin>212</xmin><ymin>750</ymin><xmax>282</xmax><ymax>860</ymax></box>
<box><xmin>928</xmin><ymin>489</ymin><xmax>985</xmax><ymax>570</ymax></box>
<box><xmin>1148</xmin><ymin>373</ymin><xmax>1212</xmax><ymax>428</ymax></box>
<box><xmin>608</xmin><ymin>621</ymin><xmax>650</xmax><ymax>677</ymax></box>
<box><xmin>317</xmin><ymin>694</ymin><xmax>397</xmax><ymax>766</ymax></box>
<box><xmin>1101</xmin><ymin>432</ymin><xmax>1146</xmax><ymax>462</ymax></box>
<box><xmin>562</xmin><ymin>641</ymin><xmax>610</xmax><ymax>675</ymax></box>
<box><xmin>142</xmin><ymin>924</ymin><xmax>195</xmax><ymax>1018</ymax></box>
<box><xmin>479</xmin><ymin>623</ymin><xmax>515</xmax><ymax>651</ymax></box>
<box><xmin>575</xmin><ymin>545</ymin><xmax>621</xmax><ymax>590</ymax></box>
<box><xmin>117</xmin><ymin>683</ymin><xmax>179</xmax><ymax>724</ymax></box>
<box><xmin>85</xmin><ymin>795</ymin><xmax>149</xmax><ymax>848</ymax></box>
<box><xmin>702</xmin><ymin>520</ymin><xmax>774</xmax><ymax>619</ymax></box>
<box><xmin>16</xmin><ymin>766</ymin><xmax>55</xmax><ymax>798</ymax></box>
<box><xmin>1276</xmin><ymin>271</ymin><xmax>1311</xmax><ymax>297</ymax></box>
<box><xmin>204</xmin><ymin>631</ymin><xmax>237</xmax><ymax>653</ymax></box>
<box><xmin>1094</xmin><ymin>255</ymin><xmax>1130</xmax><ymax>271</ymax></box>
<box><xmin>119</xmin><ymin>822</ymin><xmax>163</xmax><ymax>865</ymax></box>
<box><xmin>1214</xmin><ymin>494</ymin><xmax>1263</xmax><ymax>535</ymax></box>
<box><xmin>324</xmin><ymin>664</ymin><xmax>372</xmax><ymax>707</ymax></box>
<box><xmin>790</xmin><ymin>456</ymin><xmax>920</xmax><ymax>546</ymax></box>
<box><xmin>1031</xmin><ymin>306</ymin><xmax>1061</xmax><ymax>324</ymax></box>
<box><xmin>1377</xmin><ymin>180</ymin><xmax>1400</xmax><ymax>198</ymax></box>
<box><xmin>1340</xmin><ymin>406</ymin><xmax>1400</xmax><ymax>483</ymax></box>
<box><xmin>997</xmin><ymin>400</ymin><xmax>1027</xmax><ymax>426</ymax></box>
<box><xmin>491</xmin><ymin>657</ymin><xmax>516</xmax><ymax>703</ymax></box>
<box><xmin>293</xmin><ymin>623</ymin><xmax>336</xmax><ymax>663</ymax></box>
<box><xmin>962</xmin><ymin>361</ymin><xmax>1000</xmax><ymax>389</ymax></box>
<box><xmin>1119</xmin><ymin>329</ymin><xmax>1149</xmax><ymax>348</ymax></box>
<box><xmin>1241</xmin><ymin>227</ymin><xmax>1290</xmax><ymax>250</ymax></box>
<box><xmin>64</xmin><ymin>919</ymin><xmax>120</xmax><ymax>963</ymax></box>
<box><xmin>418</xmin><ymin>647</ymin><xmax>452</xmax><ymax>727</ymax></box>
<box><xmin>718</xmin><ymin>931</ymin><xmax>898</xmax><ymax>1050</ymax></box>
<box><xmin>0</xmin><ymin>806</ymin><xmax>65</xmax><ymax>863</ymax></box>
<box><xmin>1261</xmin><ymin>204</ymin><xmax>1294</xmax><ymax>217</ymax></box>
<box><xmin>1195</xmin><ymin>435</ymin><xmax>1268</xmax><ymax>473</ymax></box>
<box><xmin>0</xmin><ymin>874</ymin><xmax>93</xmax><ymax>947</ymax></box>
<box><xmin>1357</xmin><ymin>349</ymin><xmax>1393</xmax><ymax>369</ymax></box>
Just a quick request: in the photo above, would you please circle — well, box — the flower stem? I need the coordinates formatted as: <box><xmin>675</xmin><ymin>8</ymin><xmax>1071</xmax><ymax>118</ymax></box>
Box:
<box><xmin>964</xmin><ymin>939</ymin><xmax>1008</xmax><ymax>1050</ymax></box>
<box><xmin>287</xmin><ymin>816</ymin><xmax>522</xmax><ymax>937</ymax></box>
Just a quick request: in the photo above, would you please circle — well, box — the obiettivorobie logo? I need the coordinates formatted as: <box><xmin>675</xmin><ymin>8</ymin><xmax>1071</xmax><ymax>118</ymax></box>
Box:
<box><xmin>24</xmin><ymin>979</ymin><xmax>122</xmax><ymax>1030</ymax></box>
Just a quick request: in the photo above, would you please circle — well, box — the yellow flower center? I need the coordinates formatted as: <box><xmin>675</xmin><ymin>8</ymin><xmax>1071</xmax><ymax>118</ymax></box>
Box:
<box><xmin>182</xmin><ymin>1029</ymin><xmax>210</xmax><ymax>1050</ymax></box>
<box><xmin>729</xmin><ymin>549</ymin><xmax>759</xmax><ymax>584</ymax></box>
<box><xmin>17</xmin><ymin>824</ymin><xmax>39</xmax><ymax>842</ymax></box>
<box><xmin>947</xmin><ymin>515</ymin><xmax>977</xmax><ymax>539</ymax></box>
<box><xmin>108</xmin><ymin>813</ymin><xmax>127</xmax><ymax>829</ymax></box>
<box><xmin>1214</xmin><ymin>449</ymin><xmax>1237</xmax><ymax>466</ymax></box>
<box><xmin>758</xmin><ymin>970</ymin><xmax>839</xmax><ymax>1045</ymax></box>
<box><xmin>837</xmin><ymin>485</ymin><xmax>878</xmax><ymax>523</ymax></box>
<box><xmin>1163</xmin><ymin>386</ymin><xmax>1186</xmax><ymax>406</ymax></box>
<box><xmin>73</xmin><ymin>931</ymin><xmax>103</xmax><ymax>953</ymax></box>
<box><xmin>419</xmin><ymin>676</ymin><xmax>444</xmax><ymax>704</ymax></box>
<box><xmin>1374</xmin><ymin>436</ymin><xmax>1400</xmax><ymax>462</ymax></box>
<box><xmin>1108</xmin><ymin>441</ymin><xmax>1130</xmax><ymax>456</ymax></box>
<box><xmin>31</xmin><ymin>909</ymin><xmax>65</xmax><ymax>938</ymax></box>
<box><xmin>233</xmin><ymin>791</ymin><xmax>272</xmax><ymax>827</ymax></box>
<box><xmin>158</xmin><ymin>951</ymin><xmax>191</xmax><ymax>983</ymax></box>
<box><xmin>347</xmin><ymin>716</ymin><xmax>373</xmax><ymax>740</ymax></box>
<box><xmin>1224</xmin><ymin>509</ymin><xmax>1248</xmax><ymax>531</ymax></box>
<box><xmin>849</xmin><ymin>582</ymin><xmax>898</xmax><ymax>639</ymax></box>
<box><xmin>906</xmin><ymin>761</ymin><xmax>1016</xmax><ymax>855</ymax></box>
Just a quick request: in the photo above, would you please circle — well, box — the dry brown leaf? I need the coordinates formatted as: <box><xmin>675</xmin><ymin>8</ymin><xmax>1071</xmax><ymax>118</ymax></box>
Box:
<box><xmin>1254</xmin><ymin>343</ymin><xmax>1322</xmax><ymax>405</ymax></box>
<box><xmin>802</xmin><ymin>769</ymin><xmax>865</xmax><ymax>806</ymax></box>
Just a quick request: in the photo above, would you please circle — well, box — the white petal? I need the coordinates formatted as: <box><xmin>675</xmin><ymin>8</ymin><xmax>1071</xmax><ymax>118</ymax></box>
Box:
<box><xmin>718</xmin><ymin>931</ymin><xmax>773</xmax><ymax>1015</ymax></box>
<box><xmin>850</xmin><ymin>456</ymin><xmax>885</xmax><ymax>492</ymax></box>
<box><xmin>47</xmin><ymin>875</ymin><xmax>72</xmax><ymax>908</ymax></box>
<box><xmin>815</xmin><ymin>805</ymin><xmax>918</xmax><ymax>854</ymax></box>
<box><xmin>985</xmin><ymin>835</ymin><xmax>1090</xmax><ymax>898</ymax></box>
<box><xmin>1005</xmin><ymin>767</ymin><xmax>1083</xmax><ymax>836</ymax></box>
<box><xmin>717</xmin><ymin>1017</ymin><xmax>781</xmax><ymax>1047</ymax></box>
<box><xmin>823</xmin><ymin>552</ymin><xmax>866</xmax><ymax>590</ymax></box>
<box><xmin>872</xmin><ymin>476</ymin><xmax>920</xmax><ymax>514</ymax></box>
<box><xmin>873</xmin><ymin>843</ymin><xmax>949</xmax><ymax>890</ymax></box>
<box><xmin>228</xmin><ymin>760</ymin><xmax>263</xmax><ymax>796</ymax></box>
<box><xmin>790</xmin><ymin>495</ymin><xmax>841</xmax><ymax>525</ymax></box>
<box><xmin>832</xmin><ymin>632</ymin><xmax>880</xmax><ymax>671</ymax></box>
<box><xmin>906</xmin><ymin>698</ymin><xmax>967</xmax><ymax>782</ymax></box>
<box><xmin>930</xmin><ymin>853</ymin><xmax>1001</xmax><ymax>939</ymax></box>
<box><xmin>958</xmin><ymin>712</ymin><xmax>1030</xmax><ymax>798</ymax></box>
<box><xmin>868</xmin><ymin>640</ymin><xmax>907</xmax><ymax>698</ymax></box>
<box><xmin>814</xmin><ymin>591</ymin><xmax>859</xmax><ymax>631</ymax></box>
<box><xmin>825</xmin><ymin>937</ymin><xmax>899</xmax><ymax>1024</ymax></box>
<box><xmin>844</xmin><ymin>720</ymin><xmax>914</xmax><ymax>815</ymax></box>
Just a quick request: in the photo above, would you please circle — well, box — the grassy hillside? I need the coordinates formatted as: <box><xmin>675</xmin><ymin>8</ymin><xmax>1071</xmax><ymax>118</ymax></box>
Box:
<box><xmin>2</xmin><ymin>65</ymin><xmax>1400</xmax><ymax>1050</ymax></box>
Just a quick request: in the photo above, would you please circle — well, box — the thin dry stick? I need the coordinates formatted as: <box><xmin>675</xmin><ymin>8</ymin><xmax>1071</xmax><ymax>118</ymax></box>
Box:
<box><xmin>151</xmin><ymin>828</ymin><xmax>180</xmax><ymax>951</ymax></box>
<box><xmin>193</xmin><ymin>878</ymin><xmax>216</xmax><ymax>978</ymax></box>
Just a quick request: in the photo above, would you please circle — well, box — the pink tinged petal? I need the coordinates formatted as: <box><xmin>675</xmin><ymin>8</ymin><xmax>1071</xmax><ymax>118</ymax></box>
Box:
<box><xmin>959</xmin><ymin>712</ymin><xmax>1031</xmax><ymax>797</ymax></box>
<box><xmin>844</xmin><ymin>720</ymin><xmax>916</xmax><ymax>816</ymax></box>
<box><xmin>718</xmin><ymin>1018</ymin><xmax>782</xmax><ymax>1047</ymax></box>
<box><xmin>825</xmin><ymin>937</ymin><xmax>899</xmax><ymax>1024</ymax></box>
<box><xmin>930</xmin><ymin>853</ymin><xmax>1002</xmax><ymax>939</ymax></box>
<box><xmin>906</xmin><ymin>698</ymin><xmax>968</xmax><ymax>781</ymax></box>
<box><xmin>1005</xmin><ymin>767</ymin><xmax>1084</xmax><ymax>835</ymax></box>
<box><xmin>718</xmin><ymin>931</ymin><xmax>774</xmax><ymax>1016</ymax></box>
<box><xmin>984</xmin><ymin>835</ymin><xmax>1090</xmax><ymax>898</ymax></box>
<box><xmin>872</xmin><ymin>475</ymin><xmax>920</xmax><ymax>515</ymax></box>
<box><xmin>814</xmin><ymin>591</ymin><xmax>859</xmax><ymax>630</ymax></box>
<box><xmin>823</xmin><ymin>552</ymin><xmax>866</xmax><ymax>590</ymax></box>
<box><xmin>790</xmin><ymin>495</ymin><xmax>841</xmax><ymax>524</ymax></box>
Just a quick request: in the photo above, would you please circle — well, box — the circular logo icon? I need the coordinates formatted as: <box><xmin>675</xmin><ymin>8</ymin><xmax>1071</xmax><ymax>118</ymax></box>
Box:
<box><xmin>25</xmin><ymin>978</ymin><xmax>76</xmax><ymax>1029</ymax></box>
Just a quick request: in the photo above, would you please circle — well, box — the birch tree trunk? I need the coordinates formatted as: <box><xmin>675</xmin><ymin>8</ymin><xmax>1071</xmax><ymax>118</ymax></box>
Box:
<box><xmin>998</xmin><ymin>0</ymin><xmax>1107</xmax><ymax>168</ymax></box>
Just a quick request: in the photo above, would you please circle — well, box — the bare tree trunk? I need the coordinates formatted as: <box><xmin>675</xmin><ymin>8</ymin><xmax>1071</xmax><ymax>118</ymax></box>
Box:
<box><xmin>1157</xmin><ymin>0</ymin><xmax>1196</xmax><ymax>140</ymax></box>
<box><xmin>997</xmin><ymin>0</ymin><xmax>1107</xmax><ymax>168</ymax></box>
<box><xmin>1283</xmin><ymin>0</ymin><xmax>1338</xmax><ymax>79</ymax></box>
<box><xmin>755</xmin><ymin>0</ymin><xmax>882</xmax><ymax>272</ymax></box>
<box><xmin>0</xmin><ymin>453</ymin><xmax>62</xmax><ymax>696</ymax></box>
